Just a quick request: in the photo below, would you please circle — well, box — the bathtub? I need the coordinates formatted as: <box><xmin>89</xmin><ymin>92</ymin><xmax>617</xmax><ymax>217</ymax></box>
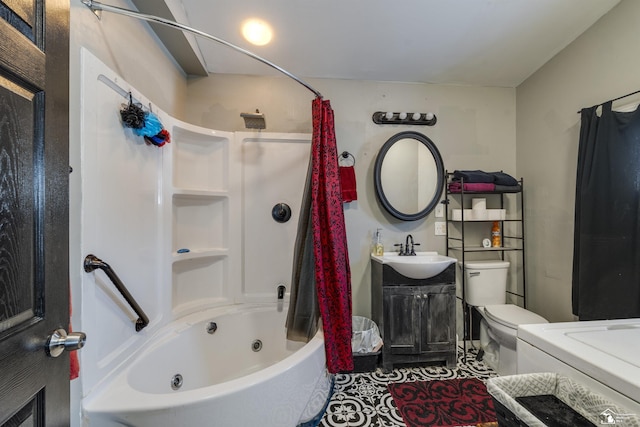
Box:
<box><xmin>82</xmin><ymin>303</ymin><xmax>332</xmax><ymax>427</ymax></box>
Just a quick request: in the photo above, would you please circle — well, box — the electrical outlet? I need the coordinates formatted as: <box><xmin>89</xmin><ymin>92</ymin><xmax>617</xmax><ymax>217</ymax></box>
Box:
<box><xmin>435</xmin><ymin>203</ymin><xmax>444</xmax><ymax>218</ymax></box>
<box><xmin>435</xmin><ymin>221</ymin><xmax>447</xmax><ymax>236</ymax></box>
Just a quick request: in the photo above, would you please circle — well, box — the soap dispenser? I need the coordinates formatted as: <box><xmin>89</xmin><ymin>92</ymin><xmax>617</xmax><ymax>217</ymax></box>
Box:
<box><xmin>373</xmin><ymin>229</ymin><xmax>384</xmax><ymax>256</ymax></box>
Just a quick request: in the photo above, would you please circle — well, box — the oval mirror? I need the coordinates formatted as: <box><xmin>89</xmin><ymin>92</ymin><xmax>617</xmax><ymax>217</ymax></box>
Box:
<box><xmin>374</xmin><ymin>131</ymin><xmax>444</xmax><ymax>221</ymax></box>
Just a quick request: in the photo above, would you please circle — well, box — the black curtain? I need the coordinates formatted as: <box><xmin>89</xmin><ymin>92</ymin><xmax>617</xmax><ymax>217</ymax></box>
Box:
<box><xmin>572</xmin><ymin>101</ymin><xmax>640</xmax><ymax>320</ymax></box>
<box><xmin>285</xmin><ymin>155</ymin><xmax>320</xmax><ymax>342</ymax></box>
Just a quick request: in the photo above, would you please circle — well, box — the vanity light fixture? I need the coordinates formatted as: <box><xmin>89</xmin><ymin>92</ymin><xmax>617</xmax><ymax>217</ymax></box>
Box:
<box><xmin>372</xmin><ymin>111</ymin><xmax>437</xmax><ymax>126</ymax></box>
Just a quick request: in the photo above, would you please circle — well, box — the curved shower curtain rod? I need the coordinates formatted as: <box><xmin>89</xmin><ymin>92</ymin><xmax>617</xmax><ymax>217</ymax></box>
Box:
<box><xmin>81</xmin><ymin>0</ymin><xmax>323</xmax><ymax>99</ymax></box>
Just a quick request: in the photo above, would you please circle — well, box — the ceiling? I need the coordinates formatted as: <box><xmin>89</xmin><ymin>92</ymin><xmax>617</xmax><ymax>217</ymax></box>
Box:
<box><xmin>162</xmin><ymin>0</ymin><xmax>620</xmax><ymax>88</ymax></box>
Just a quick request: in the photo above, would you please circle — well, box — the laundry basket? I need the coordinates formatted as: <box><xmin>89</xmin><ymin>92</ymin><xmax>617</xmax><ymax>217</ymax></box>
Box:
<box><xmin>486</xmin><ymin>373</ymin><xmax>640</xmax><ymax>427</ymax></box>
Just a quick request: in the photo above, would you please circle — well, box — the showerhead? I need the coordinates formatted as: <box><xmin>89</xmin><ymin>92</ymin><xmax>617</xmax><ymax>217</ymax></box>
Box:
<box><xmin>240</xmin><ymin>109</ymin><xmax>266</xmax><ymax>130</ymax></box>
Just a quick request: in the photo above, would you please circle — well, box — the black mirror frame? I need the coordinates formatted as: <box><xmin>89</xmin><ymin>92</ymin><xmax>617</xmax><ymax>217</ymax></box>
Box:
<box><xmin>373</xmin><ymin>131</ymin><xmax>445</xmax><ymax>221</ymax></box>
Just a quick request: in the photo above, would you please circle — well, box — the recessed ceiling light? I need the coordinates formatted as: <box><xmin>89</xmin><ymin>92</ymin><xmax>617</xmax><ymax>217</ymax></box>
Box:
<box><xmin>241</xmin><ymin>19</ymin><xmax>273</xmax><ymax>46</ymax></box>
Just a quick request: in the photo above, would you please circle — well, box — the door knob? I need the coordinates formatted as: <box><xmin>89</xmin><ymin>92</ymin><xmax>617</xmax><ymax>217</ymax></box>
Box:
<box><xmin>45</xmin><ymin>328</ymin><xmax>86</xmax><ymax>358</ymax></box>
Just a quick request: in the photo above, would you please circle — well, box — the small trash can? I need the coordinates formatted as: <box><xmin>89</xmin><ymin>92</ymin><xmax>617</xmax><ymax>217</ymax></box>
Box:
<box><xmin>351</xmin><ymin>316</ymin><xmax>383</xmax><ymax>373</ymax></box>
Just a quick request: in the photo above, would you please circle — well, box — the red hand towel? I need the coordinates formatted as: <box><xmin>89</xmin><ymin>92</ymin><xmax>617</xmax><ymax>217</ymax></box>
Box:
<box><xmin>70</xmin><ymin>287</ymin><xmax>80</xmax><ymax>380</ymax></box>
<box><xmin>339</xmin><ymin>166</ymin><xmax>357</xmax><ymax>202</ymax></box>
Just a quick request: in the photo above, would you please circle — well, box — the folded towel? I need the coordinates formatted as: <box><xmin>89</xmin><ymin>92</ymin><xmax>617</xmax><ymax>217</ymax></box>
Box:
<box><xmin>488</xmin><ymin>171</ymin><xmax>519</xmax><ymax>186</ymax></box>
<box><xmin>453</xmin><ymin>170</ymin><xmax>519</xmax><ymax>186</ymax></box>
<box><xmin>452</xmin><ymin>170</ymin><xmax>494</xmax><ymax>183</ymax></box>
<box><xmin>448</xmin><ymin>182</ymin><xmax>496</xmax><ymax>193</ymax></box>
<box><xmin>339</xmin><ymin>166</ymin><xmax>357</xmax><ymax>202</ymax></box>
<box><xmin>494</xmin><ymin>184</ymin><xmax>522</xmax><ymax>193</ymax></box>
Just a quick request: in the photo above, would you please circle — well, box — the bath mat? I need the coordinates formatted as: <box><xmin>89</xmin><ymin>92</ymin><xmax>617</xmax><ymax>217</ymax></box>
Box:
<box><xmin>388</xmin><ymin>378</ymin><xmax>496</xmax><ymax>427</ymax></box>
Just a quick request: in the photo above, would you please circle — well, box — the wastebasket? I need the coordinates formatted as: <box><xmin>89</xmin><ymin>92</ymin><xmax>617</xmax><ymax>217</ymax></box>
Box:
<box><xmin>351</xmin><ymin>316</ymin><xmax>383</xmax><ymax>373</ymax></box>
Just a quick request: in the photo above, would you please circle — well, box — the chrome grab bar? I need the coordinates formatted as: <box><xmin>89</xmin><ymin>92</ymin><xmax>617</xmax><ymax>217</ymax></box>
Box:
<box><xmin>84</xmin><ymin>254</ymin><xmax>150</xmax><ymax>332</ymax></box>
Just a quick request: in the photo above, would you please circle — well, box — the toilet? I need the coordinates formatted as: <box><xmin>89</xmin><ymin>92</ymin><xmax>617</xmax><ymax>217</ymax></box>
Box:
<box><xmin>462</xmin><ymin>260</ymin><xmax>547</xmax><ymax>375</ymax></box>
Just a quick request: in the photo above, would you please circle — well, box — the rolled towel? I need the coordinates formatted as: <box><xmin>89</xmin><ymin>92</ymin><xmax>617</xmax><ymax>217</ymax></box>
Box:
<box><xmin>339</xmin><ymin>166</ymin><xmax>357</xmax><ymax>202</ymax></box>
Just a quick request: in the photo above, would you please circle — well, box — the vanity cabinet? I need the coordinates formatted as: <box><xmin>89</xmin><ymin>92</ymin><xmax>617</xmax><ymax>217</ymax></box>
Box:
<box><xmin>371</xmin><ymin>261</ymin><xmax>457</xmax><ymax>371</ymax></box>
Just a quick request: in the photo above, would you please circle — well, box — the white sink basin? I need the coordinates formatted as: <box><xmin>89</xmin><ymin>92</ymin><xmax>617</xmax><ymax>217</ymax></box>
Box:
<box><xmin>371</xmin><ymin>251</ymin><xmax>457</xmax><ymax>279</ymax></box>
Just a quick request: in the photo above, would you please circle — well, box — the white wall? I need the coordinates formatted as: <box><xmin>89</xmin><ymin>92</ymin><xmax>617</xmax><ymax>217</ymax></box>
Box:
<box><xmin>69</xmin><ymin>1</ymin><xmax>187</xmax><ymax>425</ymax></box>
<box><xmin>185</xmin><ymin>76</ymin><xmax>516</xmax><ymax>317</ymax></box>
<box><xmin>516</xmin><ymin>0</ymin><xmax>639</xmax><ymax>322</ymax></box>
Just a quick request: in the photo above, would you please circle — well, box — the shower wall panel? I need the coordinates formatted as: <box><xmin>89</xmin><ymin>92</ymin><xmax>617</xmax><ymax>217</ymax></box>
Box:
<box><xmin>80</xmin><ymin>49</ymin><xmax>165</xmax><ymax>394</ymax></box>
<box><xmin>238</xmin><ymin>133</ymin><xmax>311</xmax><ymax>302</ymax></box>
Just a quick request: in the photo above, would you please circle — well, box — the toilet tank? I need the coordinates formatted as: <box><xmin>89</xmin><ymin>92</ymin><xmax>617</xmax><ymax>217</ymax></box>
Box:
<box><xmin>462</xmin><ymin>260</ymin><xmax>510</xmax><ymax>307</ymax></box>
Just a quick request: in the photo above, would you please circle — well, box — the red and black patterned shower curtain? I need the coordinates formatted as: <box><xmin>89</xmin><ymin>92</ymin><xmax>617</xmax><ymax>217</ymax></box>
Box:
<box><xmin>287</xmin><ymin>97</ymin><xmax>353</xmax><ymax>373</ymax></box>
<box><xmin>311</xmin><ymin>97</ymin><xmax>353</xmax><ymax>373</ymax></box>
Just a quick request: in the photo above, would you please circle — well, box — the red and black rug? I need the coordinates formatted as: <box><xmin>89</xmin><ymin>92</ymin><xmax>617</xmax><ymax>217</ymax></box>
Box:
<box><xmin>388</xmin><ymin>377</ymin><xmax>497</xmax><ymax>427</ymax></box>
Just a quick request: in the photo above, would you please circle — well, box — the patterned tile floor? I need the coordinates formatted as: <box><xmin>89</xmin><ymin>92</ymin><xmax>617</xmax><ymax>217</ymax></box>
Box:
<box><xmin>320</xmin><ymin>346</ymin><xmax>497</xmax><ymax>427</ymax></box>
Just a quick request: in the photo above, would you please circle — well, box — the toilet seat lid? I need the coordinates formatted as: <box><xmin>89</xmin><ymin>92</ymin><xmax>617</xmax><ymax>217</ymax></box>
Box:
<box><xmin>483</xmin><ymin>304</ymin><xmax>547</xmax><ymax>329</ymax></box>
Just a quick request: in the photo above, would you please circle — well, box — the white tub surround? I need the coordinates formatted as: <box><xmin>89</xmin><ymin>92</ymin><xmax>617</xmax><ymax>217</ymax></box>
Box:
<box><xmin>79</xmin><ymin>49</ymin><xmax>319</xmax><ymax>426</ymax></box>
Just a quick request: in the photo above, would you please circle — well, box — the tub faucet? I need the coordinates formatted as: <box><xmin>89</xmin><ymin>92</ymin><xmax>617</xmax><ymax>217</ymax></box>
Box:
<box><xmin>277</xmin><ymin>284</ymin><xmax>286</xmax><ymax>300</ymax></box>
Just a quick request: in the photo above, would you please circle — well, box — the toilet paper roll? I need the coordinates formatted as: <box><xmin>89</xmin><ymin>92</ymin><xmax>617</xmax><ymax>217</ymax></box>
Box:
<box><xmin>472</xmin><ymin>198</ymin><xmax>486</xmax><ymax>212</ymax></box>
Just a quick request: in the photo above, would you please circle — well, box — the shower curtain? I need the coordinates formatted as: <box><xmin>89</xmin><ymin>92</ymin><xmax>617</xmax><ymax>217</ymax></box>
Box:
<box><xmin>572</xmin><ymin>101</ymin><xmax>640</xmax><ymax>320</ymax></box>
<box><xmin>286</xmin><ymin>97</ymin><xmax>353</xmax><ymax>373</ymax></box>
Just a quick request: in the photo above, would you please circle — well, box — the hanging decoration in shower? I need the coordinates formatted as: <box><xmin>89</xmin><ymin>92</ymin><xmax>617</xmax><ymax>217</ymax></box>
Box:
<box><xmin>119</xmin><ymin>93</ymin><xmax>171</xmax><ymax>147</ymax></box>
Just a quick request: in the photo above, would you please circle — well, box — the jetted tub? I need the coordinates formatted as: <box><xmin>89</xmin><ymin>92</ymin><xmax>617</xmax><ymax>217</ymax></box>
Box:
<box><xmin>82</xmin><ymin>303</ymin><xmax>332</xmax><ymax>427</ymax></box>
<box><xmin>517</xmin><ymin>318</ymin><xmax>640</xmax><ymax>416</ymax></box>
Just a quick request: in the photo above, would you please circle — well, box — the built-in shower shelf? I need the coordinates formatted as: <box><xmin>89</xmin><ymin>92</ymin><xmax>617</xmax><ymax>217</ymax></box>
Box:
<box><xmin>172</xmin><ymin>249</ymin><xmax>228</xmax><ymax>261</ymax></box>
<box><xmin>171</xmin><ymin>126</ymin><xmax>230</xmax><ymax>192</ymax></box>
<box><xmin>172</xmin><ymin>189</ymin><xmax>229</xmax><ymax>198</ymax></box>
<box><xmin>172</xmin><ymin>254</ymin><xmax>229</xmax><ymax>312</ymax></box>
<box><xmin>168</xmin><ymin>125</ymin><xmax>236</xmax><ymax>314</ymax></box>
<box><xmin>172</xmin><ymin>194</ymin><xmax>228</xmax><ymax>250</ymax></box>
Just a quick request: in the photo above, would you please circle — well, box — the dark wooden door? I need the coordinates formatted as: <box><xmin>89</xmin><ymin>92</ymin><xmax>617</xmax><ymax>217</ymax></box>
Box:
<box><xmin>0</xmin><ymin>0</ymin><xmax>70</xmax><ymax>425</ymax></box>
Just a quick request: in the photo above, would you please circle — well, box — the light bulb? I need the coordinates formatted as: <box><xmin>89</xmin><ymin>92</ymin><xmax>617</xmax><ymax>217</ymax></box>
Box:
<box><xmin>412</xmin><ymin>112</ymin><xmax>421</xmax><ymax>121</ymax></box>
<box><xmin>398</xmin><ymin>112</ymin><xmax>407</xmax><ymax>120</ymax></box>
<box><xmin>384</xmin><ymin>111</ymin><xmax>394</xmax><ymax>120</ymax></box>
<box><xmin>425</xmin><ymin>112</ymin><xmax>435</xmax><ymax>120</ymax></box>
<box><xmin>241</xmin><ymin>19</ymin><xmax>273</xmax><ymax>46</ymax></box>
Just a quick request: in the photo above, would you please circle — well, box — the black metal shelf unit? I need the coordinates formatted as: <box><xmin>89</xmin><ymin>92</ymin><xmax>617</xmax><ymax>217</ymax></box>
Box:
<box><xmin>443</xmin><ymin>171</ymin><xmax>526</xmax><ymax>359</ymax></box>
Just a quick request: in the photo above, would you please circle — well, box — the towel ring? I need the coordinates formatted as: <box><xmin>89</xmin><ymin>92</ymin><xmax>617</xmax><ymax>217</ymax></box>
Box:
<box><xmin>339</xmin><ymin>151</ymin><xmax>355</xmax><ymax>166</ymax></box>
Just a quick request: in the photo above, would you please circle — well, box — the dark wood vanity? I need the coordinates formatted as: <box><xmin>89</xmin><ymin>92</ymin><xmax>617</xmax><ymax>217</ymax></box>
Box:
<box><xmin>371</xmin><ymin>261</ymin><xmax>457</xmax><ymax>371</ymax></box>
